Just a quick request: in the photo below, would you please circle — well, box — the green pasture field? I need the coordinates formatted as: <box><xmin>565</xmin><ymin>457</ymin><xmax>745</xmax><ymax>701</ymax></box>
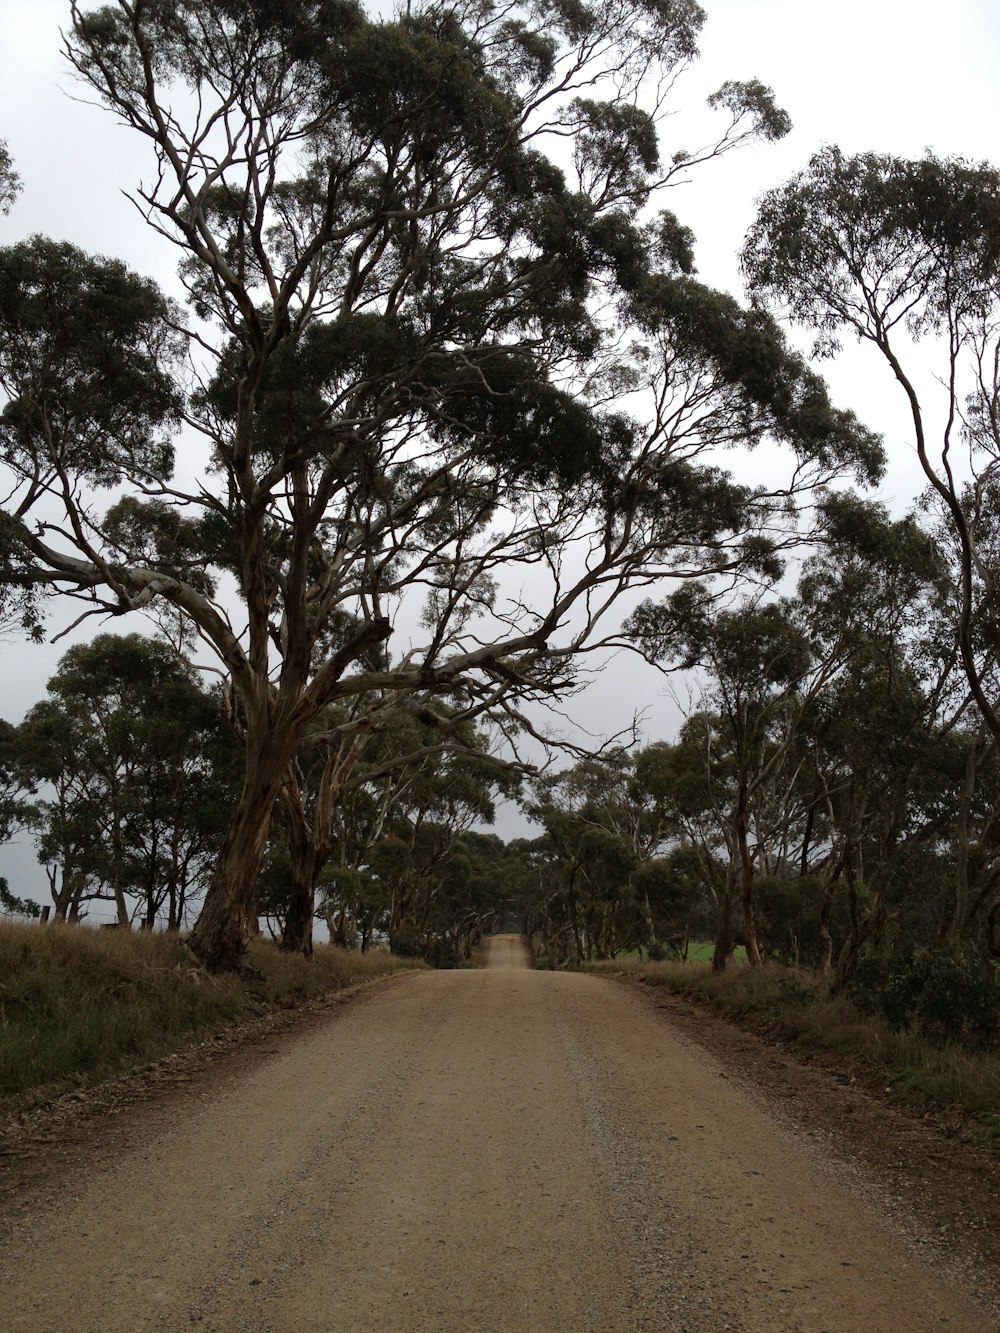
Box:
<box><xmin>684</xmin><ymin>941</ymin><xmax>748</xmax><ymax>964</ymax></box>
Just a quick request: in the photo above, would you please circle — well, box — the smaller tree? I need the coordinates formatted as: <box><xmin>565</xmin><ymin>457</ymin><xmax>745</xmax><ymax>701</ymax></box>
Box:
<box><xmin>0</xmin><ymin>718</ymin><xmax>33</xmax><ymax>841</ymax></box>
<box><xmin>20</xmin><ymin>634</ymin><xmax>239</xmax><ymax>927</ymax></box>
<box><xmin>527</xmin><ymin>762</ymin><xmax>643</xmax><ymax>963</ymax></box>
<box><xmin>628</xmin><ymin>588</ymin><xmax>822</xmax><ymax>966</ymax></box>
<box><xmin>745</xmin><ymin>148</ymin><xmax>1000</xmax><ymax>743</ymax></box>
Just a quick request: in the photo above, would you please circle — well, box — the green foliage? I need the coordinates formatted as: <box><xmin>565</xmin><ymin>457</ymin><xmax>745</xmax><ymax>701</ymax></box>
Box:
<box><xmin>634</xmin><ymin>847</ymin><xmax>715</xmax><ymax>938</ymax></box>
<box><xmin>0</xmin><ymin>238</ymin><xmax>182</xmax><ymax>488</ymax></box>
<box><xmin>630</xmin><ymin>584</ymin><xmax>813</xmax><ymax>688</ymax></box>
<box><xmin>426</xmin><ymin>351</ymin><xmax>634</xmax><ymax>486</ymax></box>
<box><xmin>707</xmin><ymin>79</ymin><xmax>791</xmax><ymax>143</ymax></box>
<box><xmin>744</xmin><ymin>147</ymin><xmax>1000</xmax><ymax>349</ymax></box>
<box><xmin>851</xmin><ymin>947</ymin><xmax>1000</xmax><ymax>1049</ymax></box>
<box><xmin>0</xmin><ymin>513</ymin><xmax>46</xmax><ymax>640</ymax></box>
<box><xmin>0</xmin><ymin>139</ymin><xmax>19</xmax><ymax>213</ymax></box>
<box><xmin>754</xmin><ymin>874</ymin><xmax>845</xmax><ymax>968</ymax></box>
<box><xmin>0</xmin><ymin>878</ymin><xmax>41</xmax><ymax>919</ymax></box>
<box><xmin>630</xmin><ymin>274</ymin><xmax>884</xmax><ymax>482</ymax></box>
<box><xmin>388</xmin><ymin>924</ymin><xmax>424</xmax><ymax>958</ymax></box>
<box><xmin>0</xmin><ymin>234</ymin><xmax>182</xmax><ymax>632</ymax></box>
<box><xmin>0</xmin><ymin>718</ymin><xmax>33</xmax><ymax>845</ymax></box>
<box><xmin>801</xmin><ymin>494</ymin><xmax>947</xmax><ymax>658</ymax></box>
<box><xmin>103</xmin><ymin>498</ymin><xmax>217</xmax><ymax>597</ymax></box>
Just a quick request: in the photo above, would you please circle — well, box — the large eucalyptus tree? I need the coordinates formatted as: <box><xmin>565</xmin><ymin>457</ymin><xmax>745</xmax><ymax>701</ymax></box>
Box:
<box><xmin>0</xmin><ymin>2</ymin><xmax>881</xmax><ymax>968</ymax></box>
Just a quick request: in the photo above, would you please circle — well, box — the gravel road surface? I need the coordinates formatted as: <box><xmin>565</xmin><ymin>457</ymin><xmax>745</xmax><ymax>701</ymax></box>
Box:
<box><xmin>0</xmin><ymin>936</ymin><xmax>991</xmax><ymax>1331</ymax></box>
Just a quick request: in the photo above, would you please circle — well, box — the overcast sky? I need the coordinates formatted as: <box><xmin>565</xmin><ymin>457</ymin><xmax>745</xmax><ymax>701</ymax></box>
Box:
<box><xmin>2</xmin><ymin>0</ymin><xmax>1000</xmax><ymax>904</ymax></box>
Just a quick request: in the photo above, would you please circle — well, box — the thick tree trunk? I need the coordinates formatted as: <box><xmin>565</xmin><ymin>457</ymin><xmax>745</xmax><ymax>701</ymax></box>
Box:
<box><xmin>189</xmin><ymin>737</ymin><xmax>293</xmax><ymax>970</ymax></box>
<box><xmin>948</xmin><ymin>731</ymin><xmax>984</xmax><ymax>949</ymax></box>
<box><xmin>817</xmin><ymin>863</ymin><xmax>841</xmax><ymax>981</ymax></box>
<box><xmin>282</xmin><ymin>855</ymin><xmax>315</xmax><ymax>956</ymax></box>
<box><xmin>278</xmin><ymin>780</ymin><xmax>316</xmax><ymax>956</ymax></box>
<box><xmin>712</xmin><ymin>867</ymin><xmax>736</xmax><ymax>972</ymax></box>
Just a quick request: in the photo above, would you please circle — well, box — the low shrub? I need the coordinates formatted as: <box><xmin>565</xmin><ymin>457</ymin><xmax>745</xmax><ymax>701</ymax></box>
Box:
<box><xmin>388</xmin><ymin>925</ymin><xmax>424</xmax><ymax>958</ymax></box>
<box><xmin>850</xmin><ymin>947</ymin><xmax>1000</xmax><ymax>1049</ymax></box>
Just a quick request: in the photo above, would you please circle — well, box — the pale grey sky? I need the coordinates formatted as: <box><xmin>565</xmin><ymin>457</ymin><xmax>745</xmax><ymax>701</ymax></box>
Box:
<box><xmin>2</xmin><ymin>1</ymin><xmax>1000</xmax><ymax>905</ymax></box>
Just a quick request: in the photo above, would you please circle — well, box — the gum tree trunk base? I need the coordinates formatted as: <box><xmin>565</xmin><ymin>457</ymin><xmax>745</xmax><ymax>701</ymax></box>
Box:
<box><xmin>189</xmin><ymin>903</ymin><xmax>252</xmax><ymax>973</ymax></box>
<box><xmin>189</xmin><ymin>759</ymin><xmax>289</xmax><ymax>971</ymax></box>
<box><xmin>281</xmin><ymin>869</ymin><xmax>315</xmax><ymax>957</ymax></box>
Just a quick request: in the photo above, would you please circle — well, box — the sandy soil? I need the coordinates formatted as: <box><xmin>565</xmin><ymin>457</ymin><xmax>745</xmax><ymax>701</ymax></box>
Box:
<box><xmin>0</xmin><ymin>937</ymin><xmax>995</xmax><ymax>1332</ymax></box>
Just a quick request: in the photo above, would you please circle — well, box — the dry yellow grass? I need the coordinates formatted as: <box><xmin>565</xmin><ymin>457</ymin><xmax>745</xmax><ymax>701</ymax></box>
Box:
<box><xmin>0</xmin><ymin>921</ymin><xmax>419</xmax><ymax>1101</ymax></box>
<box><xmin>586</xmin><ymin>957</ymin><xmax>1000</xmax><ymax>1132</ymax></box>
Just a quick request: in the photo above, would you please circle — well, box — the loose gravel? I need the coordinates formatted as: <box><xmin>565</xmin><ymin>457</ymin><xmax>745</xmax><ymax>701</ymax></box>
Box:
<box><xmin>0</xmin><ymin>938</ymin><xmax>992</xmax><ymax>1331</ymax></box>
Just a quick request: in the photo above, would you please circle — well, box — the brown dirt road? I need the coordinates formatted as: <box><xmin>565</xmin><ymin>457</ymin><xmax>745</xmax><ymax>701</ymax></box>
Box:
<box><xmin>0</xmin><ymin>936</ymin><xmax>995</xmax><ymax>1332</ymax></box>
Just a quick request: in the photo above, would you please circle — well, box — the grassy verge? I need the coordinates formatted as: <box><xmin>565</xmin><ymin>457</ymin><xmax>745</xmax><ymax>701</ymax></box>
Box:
<box><xmin>0</xmin><ymin>922</ymin><xmax>420</xmax><ymax>1103</ymax></box>
<box><xmin>584</xmin><ymin>958</ymin><xmax>1000</xmax><ymax>1140</ymax></box>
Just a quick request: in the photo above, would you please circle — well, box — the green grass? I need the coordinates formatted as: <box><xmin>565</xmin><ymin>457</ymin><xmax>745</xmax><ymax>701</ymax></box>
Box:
<box><xmin>584</xmin><ymin>957</ymin><xmax>1000</xmax><ymax>1139</ymax></box>
<box><xmin>0</xmin><ymin>922</ymin><xmax>420</xmax><ymax>1103</ymax></box>
<box><xmin>568</xmin><ymin>942</ymin><xmax>747</xmax><ymax>965</ymax></box>
<box><xmin>683</xmin><ymin>941</ymin><xmax>748</xmax><ymax>965</ymax></box>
